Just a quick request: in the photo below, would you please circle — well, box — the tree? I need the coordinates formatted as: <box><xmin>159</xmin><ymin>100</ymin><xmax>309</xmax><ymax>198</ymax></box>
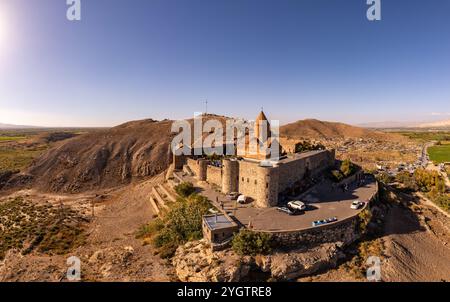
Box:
<box><xmin>174</xmin><ymin>182</ymin><xmax>195</xmax><ymax>197</ymax></box>
<box><xmin>340</xmin><ymin>159</ymin><xmax>356</xmax><ymax>177</ymax></box>
<box><xmin>231</xmin><ymin>229</ymin><xmax>272</xmax><ymax>256</ymax></box>
<box><xmin>140</xmin><ymin>194</ymin><xmax>211</xmax><ymax>258</ymax></box>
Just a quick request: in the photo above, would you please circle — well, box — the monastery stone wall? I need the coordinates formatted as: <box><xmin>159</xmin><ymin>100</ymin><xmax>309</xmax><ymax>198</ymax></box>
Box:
<box><xmin>238</xmin><ymin>161</ymin><xmax>260</xmax><ymax>203</ymax></box>
<box><xmin>206</xmin><ymin>165</ymin><xmax>222</xmax><ymax>187</ymax></box>
<box><xmin>186</xmin><ymin>158</ymin><xmax>199</xmax><ymax>176</ymax></box>
<box><xmin>278</xmin><ymin>150</ymin><xmax>334</xmax><ymax>192</ymax></box>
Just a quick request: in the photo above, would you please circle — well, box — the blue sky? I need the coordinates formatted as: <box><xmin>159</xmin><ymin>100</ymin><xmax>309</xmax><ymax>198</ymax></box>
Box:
<box><xmin>0</xmin><ymin>0</ymin><xmax>449</xmax><ymax>127</ymax></box>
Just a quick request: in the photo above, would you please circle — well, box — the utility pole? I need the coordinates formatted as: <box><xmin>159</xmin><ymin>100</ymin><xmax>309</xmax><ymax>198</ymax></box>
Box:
<box><xmin>205</xmin><ymin>99</ymin><xmax>208</xmax><ymax>115</ymax></box>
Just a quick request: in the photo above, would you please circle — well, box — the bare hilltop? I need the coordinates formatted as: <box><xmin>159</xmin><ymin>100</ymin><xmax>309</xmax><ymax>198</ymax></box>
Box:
<box><xmin>15</xmin><ymin>116</ymin><xmax>406</xmax><ymax>193</ymax></box>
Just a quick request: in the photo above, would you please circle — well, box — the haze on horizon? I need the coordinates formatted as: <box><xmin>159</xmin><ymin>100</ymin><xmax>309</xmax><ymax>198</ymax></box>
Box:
<box><xmin>0</xmin><ymin>0</ymin><xmax>450</xmax><ymax>128</ymax></box>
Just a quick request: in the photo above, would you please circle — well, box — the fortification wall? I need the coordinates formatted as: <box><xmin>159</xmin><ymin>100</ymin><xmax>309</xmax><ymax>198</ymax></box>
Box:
<box><xmin>206</xmin><ymin>165</ymin><xmax>222</xmax><ymax>187</ymax></box>
<box><xmin>238</xmin><ymin>161</ymin><xmax>279</xmax><ymax>207</ymax></box>
<box><xmin>255</xmin><ymin>167</ymin><xmax>279</xmax><ymax>207</ymax></box>
<box><xmin>269</xmin><ymin>216</ymin><xmax>359</xmax><ymax>248</ymax></box>
<box><xmin>238</xmin><ymin>161</ymin><xmax>260</xmax><ymax>203</ymax></box>
<box><xmin>222</xmin><ymin>159</ymin><xmax>239</xmax><ymax>194</ymax></box>
<box><xmin>198</xmin><ymin>160</ymin><xmax>208</xmax><ymax>181</ymax></box>
<box><xmin>278</xmin><ymin>150</ymin><xmax>334</xmax><ymax>192</ymax></box>
<box><xmin>173</xmin><ymin>154</ymin><xmax>186</xmax><ymax>170</ymax></box>
<box><xmin>186</xmin><ymin>158</ymin><xmax>199</xmax><ymax>176</ymax></box>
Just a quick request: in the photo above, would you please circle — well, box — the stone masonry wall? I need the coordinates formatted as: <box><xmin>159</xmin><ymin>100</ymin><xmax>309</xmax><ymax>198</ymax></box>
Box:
<box><xmin>206</xmin><ymin>165</ymin><xmax>222</xmax><ymax>187</ymax></box>
<box><xmin>277</xmin><ymin>150</ymin><xmax>334</xmax><ymax>192</ymax></box>
<box><xmin>268</xmin><ymin>217</ymin><xmax>359</xmax><ymax>248</ymax></box>
<box><xmin>186</xmin><ymin>158</ymin><xmax>199</xmax><ymax>176</ymax></box>
<box><xmin>238</xmin><ymin>161</ymin><xmax>260</xmax><ymax>202</ymax></box>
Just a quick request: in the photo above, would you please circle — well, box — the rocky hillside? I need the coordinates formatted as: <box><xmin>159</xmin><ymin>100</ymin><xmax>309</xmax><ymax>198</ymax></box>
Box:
<box><xmin>21</xmin><ymin>116</ymin><xmax>400</xmax><ymax>193</ymax></box>
<box><xmin>280</xmin><ymin>119</ymin><xmax>403</xmax><ymax>141</ymax></box>
<box><xmin>28</xmin><ymin>119</ymin><xmax>175</xmax><ymax>193</ymax></box>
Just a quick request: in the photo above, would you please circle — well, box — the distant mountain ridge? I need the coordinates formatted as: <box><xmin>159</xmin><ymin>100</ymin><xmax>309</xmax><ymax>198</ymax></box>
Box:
<box><xmin>280</xmin><ymin>119</ymin><xmax>401</xmax><ymax>141</ymax></box>
<box><xmin>0</xmin><ymin>123</ymin><xmax>40</xmax><ymax>129</ymax></box>
<box><xmin>358</xmin><ymin>119</ymin><xmax>450</xmax><ymax>129</ymax></box>
<box><xmin>418</xmin><ymin>119</ymin><xmax>450</xmax><ymax>128</ymax></box>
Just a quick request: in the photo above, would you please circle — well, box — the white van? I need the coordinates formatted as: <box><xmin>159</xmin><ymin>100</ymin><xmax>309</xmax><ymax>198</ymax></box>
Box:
<box><xmin>237</xmin><ymin>195</ymin><xmax>248</xmax><ymax>204</ymax></box>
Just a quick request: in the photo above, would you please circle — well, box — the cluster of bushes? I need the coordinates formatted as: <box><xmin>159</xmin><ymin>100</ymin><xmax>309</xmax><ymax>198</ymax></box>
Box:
<box><xmin>431</xmin><ymin>194</ymin><xmax>450</xmax><ymax>212</ymax></box>
<box><xmin>395</xmin><ymin>169</ymin><xmax>449</xmax><ymax>212</ymax></box>
<box><xmin>330</xmin><ymin>159</ymin><xmax>358</xmax><ymax>182</ymax></box>
<box><xmin>376</xmin><ymin>172</ymin><xmax>394</xmax><ymax>185</ymax></box>
<box><xmin>231</xmin><ymin>229</ymin><xmax>272</xmax><ymax>256</ymax></box>
<box><xmin>174</xmin><ymin>182</ymin><xmax>196</xmax><ymax>198</ymax></box>
<box><xmin>395</xmin><ymin>169</ymin><xmax>446</xmax><ymax>193</ymax></box>
<box><xmin>137</xmin><ymin>193</ymin><xmax>211</xmax><ymax>258</ymax></box>
<box><xmin>294</xmin><ymin>141</ymin><xmax>325</xmax><ymax>154</ymax></box>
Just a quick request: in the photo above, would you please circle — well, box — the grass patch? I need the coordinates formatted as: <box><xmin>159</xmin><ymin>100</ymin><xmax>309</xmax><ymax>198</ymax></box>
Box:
<box><xmin>0</xmin><ymin>197</ymin><xmax>87</xmax><ymax>260</ymax></box>
<box><xmin>343</xmin><ymin>238</ymin><xmax>384</xmax><ymax>280</ymax></box>
<box><xmin>397</xmin><ymin>131</ymin><xmax>450</xmax><ymax>143</ymax></box>
<box><xmin>428</xmin><ymin>144</ymin><xmax>450</xmax><ymax>164</ymax></box>
<box><xmin>0</xmin><ymin>145</ymin><xmax>48</xmax><ymax>172</ymax></box>
<box><xmin>0</xmin><ymin>136</ymin><xmax>27</xmax><ymax>142</ymax></box>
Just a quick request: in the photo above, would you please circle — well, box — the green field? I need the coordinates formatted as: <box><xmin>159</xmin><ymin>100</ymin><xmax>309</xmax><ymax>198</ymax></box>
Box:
<box><xmin>0</xmin><ymin>146</ymin><xmax>48</xmax><ymax>172</ymax></box>
<box><xmin>428</xmin><ymin>143</ymin><xmax>450</xmax><ymax>164</ymax></box>
<box><xmin>0</xmin><ymin>136</ymin><xmax>26</xmax><ymax>142</ymax></box>
<box><xmin>397</xmin><ymin>131</ymin><xmax>450</xmax><ymax>142</ymax></box>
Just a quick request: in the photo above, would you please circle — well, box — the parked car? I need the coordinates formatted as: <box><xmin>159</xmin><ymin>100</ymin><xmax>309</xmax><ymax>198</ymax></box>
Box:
<box><xmin>327</xmin><ymin>217</ymin><xmax>338</xmax><ymax>223</ymax></box>
<box><xmin>287</xmin><ymin>200</ymin><xmax>307</xmax><ymax>211</ymax></box>
<box><xmin>277</xmin><ymin>207</ymin><xmax>296</xmax><ymax>215</ymax></box>
<box><xmin>237</xmin><ymin>195</ymin><xmax>248</xmax><ymax>204</ymax></box>
<box><xmin>350</xmin><ymin>200</ymin><xmax>365</xmax><ymax>210</ymax></box>
<box><xmin>312</xmin><ymin>220</ymin><xmax>324</xmax><ymax>227</ymax></box>
<box><xmin>227</xmin><ymin>192</ymin><xmax>240</xmax><ymax>200</ymax></box>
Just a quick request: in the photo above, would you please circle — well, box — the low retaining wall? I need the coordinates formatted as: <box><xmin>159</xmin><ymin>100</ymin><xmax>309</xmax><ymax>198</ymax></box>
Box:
<box><xmin>268</xmin><ymin>216</ymin><xmax>360</xmax><ymax>248</ymax></box>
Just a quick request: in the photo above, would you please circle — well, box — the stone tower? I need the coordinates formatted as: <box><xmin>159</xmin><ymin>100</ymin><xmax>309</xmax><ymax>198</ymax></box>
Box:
<box><xmin>197</xmin><ymin>159</ymin><xmax>208</xmax><ymax>181</ymax></box>
<box><xmin>222</xmin><ymin>159</ymin><xmax>239</xmax><ymax>194</ymax></box>
<box><xmin>255</xmin><ymin>165</ymin><xmax>279</xmax><ymax>208</ymax></box>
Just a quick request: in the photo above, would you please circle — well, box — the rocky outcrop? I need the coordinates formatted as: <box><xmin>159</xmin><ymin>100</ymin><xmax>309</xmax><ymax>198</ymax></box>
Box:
<box><xmin>255</xmin><ymin>242</ymin><xmax>345</xmax><ymax>280</ymax></box>
<box><xmin>172</xmin><ymin>240</ymin><xmax>346</xmax><ymax>281</ymax></box>
<box><xmin>172</xmin><ymin>240</ymin><xmax>251</xmax><ymax>282</ymax></box>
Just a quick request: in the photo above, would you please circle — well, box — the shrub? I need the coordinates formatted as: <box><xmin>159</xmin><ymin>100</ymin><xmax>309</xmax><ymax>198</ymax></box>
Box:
<box><xmin>431</xmin><ymin>194</ymin><xmax>450</xmax><ymax>212</ymax></box>
<box><xmin>395</xmin><ymin>171</ymin><xmax>418</xmax><ymax>191</ymax></box>
<box><xmin>174</xmin><ymin>182</ymin><xmax>195</xmax><ymax>198</ymax></box>
<box><xmin>138</xmin><ymin>194</ymin><xmax>211</xmax><ymax>258</ymax></box>
<box><xmin>231</xmin><ymin>229</ymin><xmax>272</xmax><ymax>256</ymax></box>
<box><xmin>376</xmin><ymin>172</ymin><xmax>393</xmax><ymax>185</ymax></box>
<box><xmin>331</xmin><ymin>170</ymin><xmax>344</xmax><ymax>182</ymax></box>
<box><xmin>340</xmin><ymin>159</ymin><xmax>356</xmax><ymax>177</ymax></box>
<box><xmin>413</xmin><ymin>169</ymin><xmax>445</xmax><ymax>193</ymax></box>
<box><xmin>294</xmin><ymin>141</ymin><xmax>325</xmax><ymax>153</ymax></box>
<box><xmin>357</xmin><ymin>208</ymin><xmax>373</xmax><ymax>234</ymax></box>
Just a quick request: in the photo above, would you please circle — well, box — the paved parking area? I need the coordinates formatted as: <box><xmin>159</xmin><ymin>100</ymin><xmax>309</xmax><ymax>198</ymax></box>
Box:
<box><xmin>175</xmin><ymin>172</ymin><xmax>378</xmax><ymax>232</ymax></box>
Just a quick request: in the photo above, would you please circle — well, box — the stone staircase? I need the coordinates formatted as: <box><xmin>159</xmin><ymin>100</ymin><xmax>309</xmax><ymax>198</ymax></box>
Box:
<box><xmin>183</xmin><ymin>164</ymin><xmax>194</xmax><ymax>176</ymax></box>
<box><xmin>149</xmin><ymin>181</ymin><xmax>179</xmax><ymax>216</ymax></box>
